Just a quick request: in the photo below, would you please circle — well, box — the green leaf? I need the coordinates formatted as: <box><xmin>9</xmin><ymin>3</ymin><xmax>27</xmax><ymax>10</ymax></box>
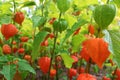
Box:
<box><xmin>31</xmin><ymin>31</ymin><xmax>48</xmax><ymax>61</ymax></box>
<box><xmin>21</xmin><ymin>19</ymin><xmax>33</xmax><ymax>36</ymax></box>
<box><xmin>108</xmin><ymin>30</ymin><xmax>120</xmax><ymax>68</ymax></box>
<box><xmin>32</xmin><ymin>15</ymin><xmax>47</xmax><ymax>27</ymax></box>
<box><xmin>0</xmin><ymin>14</ymin><xmax>12</xmax><ymax>24</ymax></box>
<box><xmin>113</xmin><ymin>0</ymin><xmax>120</xmax><ymax>8</ymax></box>
<box><xmin>60</xmin><ymin>53</ymin><xmax>74</xmax><ymax>68</ymax></box>
<box><xmin>72</xmin><ymin>34</ymin><xmax>86</xmax><ymax>52</ymax></box>
<box><xmin>93</xmin><ymin>65</ymin><xmax>99</xmax><ymax>73</ymax></box>
<box><xmin>0</xmin><ymin>55</ymin><xmax>14</xmax><ymax>62</ymax></box>
<box><xmin>0</xmin><ymin>2</ymin><xmax>12</xmax><ymax>14</ymax></box>
<box><xmin>64</xmin><ymin>14</ymin><xmax>77</xmax><ymax>27</ymax></box>
<box><xmin>0</xmin><ymin>56</ymin><xmax>8</xmax><ymax>62</ymax></box>
<box><xmin>62</xmin><ymin>76</ymin><xmax>68</xmax><ymax>80</ymax></box>
<box><xmin>0</xmin><ymin>64</ymin><xmax>16</xmax><ymax>80</ymax></box>
<box><xmin>21</xmin><ymin>1</ymin><xmax>36</xmax><ymax>8</ymax></box>
<box><xmin>42</xmin><ymin>27</ymin><xmax>51</xmax><ymax>33</ymax></box>
<box><xmin>93</xmin><ymin>4</ymin><xmax>116</xmax><ymax>30</ymax></box>
<box><xmin>20</xmin><ymin>71</ymin><xmax>28</xmax><ymax>80</ymax></box>
<box><xmin>56</xmin><ymin>0</ymin><xmax>71</xmax><ymax>13</ymax></box>
<box><xmin>31</xmin><ymin>15</ymin><xmax>40</xmax><ymax>27</ymax></box>
<box><xmin>18</xmin><ymin>60</ymin><xmax>36</xmax><ymax>74</ymax></box>
<box><xmin>39</xmin><ymin>17</ymin><xmax>47</xmax><ymax>26</ymax></box>
<box><xmin>103</xmin><ymin>30</ymin><xmax>113</xmax><ymax>54</ymax></box>
<box><xmin>61</xmin><ymin>19</ymin><xmax>87</xmax><ymax>44</ymax></box>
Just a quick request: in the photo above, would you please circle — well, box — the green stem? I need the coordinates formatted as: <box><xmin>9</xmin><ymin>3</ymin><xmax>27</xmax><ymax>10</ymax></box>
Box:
<box><xmin>55</xmin><ymin>12</ymin><xmax>62</xmax><ymax>80</ymax></box>
<box><xmin>11</xmin><ymin>0</ymin><xmax>16</xmax><ymax>53</ymax></box>
<box><xmin>48</xmin><ymin>12</ymin><xmax>62</xmax><ymax>80</ymax></box>
<box><xmin>85</xmin><ymin>58</ymin><xmax>91</xmax><ymax>73</ymax></box>
<box><xmin>106</xmin><ymin>0</ymin><xmax>109</xmax><ymax>4</ymax></box>
<box><xmin>43</xmin><ymin>74</ymin><xmax>46</xmax><ymax>80</ymax></box>
<box><xmin>58</xmin><ymin>12</ymin><xmax>62</xmax><ymax>21</ymax></box>
<box><xmin>48</xmin><ymin>31</ymin><xmax>58</xmax><ymax>80</ymax></box>
<box><xmin>13</xmin><ymin>0</ymin><xmax>16</xmax><ymax>14</ymax></box>
<box><xmin>13</xmin><ymin>0</ymin><xmax>16</xmax><ymax>25</ymax></box>
<box><xmin>96</xmin><ymin>28</ymin><xmax>102</xmax><ymax>38</ymax></box>
<box><xmin>112</xmin><ymin>66</ymin><xmax>118</xmax><ymax>80</ymax></box>
<box><xmin>55</xmin><ymin>51</ymin><xmax>59</xmax><ymax>80</ymax></box>
<box><xmin>78</xmin><ymin>58</ymin><xmax>82</xmax><ymax>74</ymax></box>
<box><xmin>41</xmin><ymin>1</ymin><xmax>44</xmax><ymax>17</ymax></box>
<box><xmin>33</xmin><ymin>28</ymin><xmax>36</xmax><ymax>40</ymax></box>
<box><xmin>90</xmin><ymin>16</ymin><xmax>93</xmax><ymax>24</ymax></box>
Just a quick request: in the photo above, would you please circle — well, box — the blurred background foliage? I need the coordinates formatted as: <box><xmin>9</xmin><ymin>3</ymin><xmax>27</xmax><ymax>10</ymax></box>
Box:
<box><xmin>0</xmin><ymin>0</ymin><xmax>120</xmax><ymax>30</ymax></box>
<box><xmin>0</xmin><ymin>0</ymin><xmax>120</xmax><ymax>50</ymax></box>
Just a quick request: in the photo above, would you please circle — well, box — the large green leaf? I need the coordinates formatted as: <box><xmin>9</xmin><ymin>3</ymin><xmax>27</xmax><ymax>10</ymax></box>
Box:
<box><xmin>60</xmin><ymin>53</ymin><xmax>74</xmax><ymax>68</ymax></box>
<box><xmin>56</xmin><ymin>0</ymin><xmax>71</xmax><ymax>13</ymax></box>
<box><xmin>0</xmin><ymin>64</ymin><xmax>16</xmax><ymax>80</ymax></box>
<box><xmin>93</xmin><ymin>4</ymin><xmax>116</xmax><ymax>30</ymax></box>
<box><xmin>18</xmin><ymin>60</ymin><xmax>36</xmax><ymax>74</ymax></box>
<box><xmin>72</xmin><ymin>34</ymin><xmax>86</xmax><ymax>52</ymax></box>
<box><xmin>31</xmin><ymin>31</ymin><xmax>48</xmax><ymax>61</ymax></box>
<box><xmin>61</xmin><ymin>19</ymin><xmax>87</xmax><ymax>44</ymax></box>
<box><xmin>113</xmin><ymin>0</ymin><xmax>120</xmax><ymax>8</ymax></box>
<box><xmin>31</xmin><ymin>15</ymin><xmax>41</xmax><ymax>27</ymax></box>
<box><xmin>108</xmin><ymin>30</ymin><xmax>120</xmax><ymax>67</ymax></box>
<box><xmin>32</xmin><ymin>15</ymin><xmax>47</xmax><ymax>27</ymax></box>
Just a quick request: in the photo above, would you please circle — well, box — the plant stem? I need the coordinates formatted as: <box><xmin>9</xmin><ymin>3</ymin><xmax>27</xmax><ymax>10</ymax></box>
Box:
<box><xmin>48</xmin><ymin>31</ymin><xmax>58</xmax><ymax>80</ymax></box>
<box><xmin>41</xmin><ymin>1</ymin><xmax>44</xmax><ymax>17</ymax></box>
<box><xmin>85</xmin><ymin>58</ymin><xmax>91</xmax><ymax>73</ymax></box>
<box><xmin>13</xmin><ymin>0</ymin><xmax>16</xmax><ymax>25</ymax></box>
<box><xmin>48</xmin><ymin>12</ymin><xmax>62</xmax><ymax>80</ymax></box>
<box><xmin>11</xmin><ymin>0</ymin><xmax>16</xmax><ymax>52</ymax></box>
<box><xmin>112</xmin><ymin>66</ymin><xmax>118</xmax><ymax>80</ymax></box>
<box><xmin>13</xmin><ymin>0</ymin><xmax>16</xmax><ymax>14</ymax></box>
<box><xmin>55</xmin><ymin>56</ymin><xmax>59</xmax><ymax>80</ymax></box>
<box><xmin>55</xmin><ymin>12</ymin><xmax>62</xmax><ymax>80</ymax></box>
<box><xmin>58</xmin><ymin>12</ymin><xmax>62</xmax><ymax>21</ymax></box>
<box><xmin>106</xmin><ymin>0</ymin><xmax>110</xmax><ymax>4</ymax></box>
<box><xmin>33</xmin><ymin>28</ymin><xmax>36</xmax><ymax>40</ymax></box>
<box><xmin>78</xmin><ymin>58</ymin><xmax>82</xmax><ymax>74</ymax></box>
<box><xmin>97</xmin><ymin>28</ymin><xmax>102</xmax><ymax>38</ymax></box>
